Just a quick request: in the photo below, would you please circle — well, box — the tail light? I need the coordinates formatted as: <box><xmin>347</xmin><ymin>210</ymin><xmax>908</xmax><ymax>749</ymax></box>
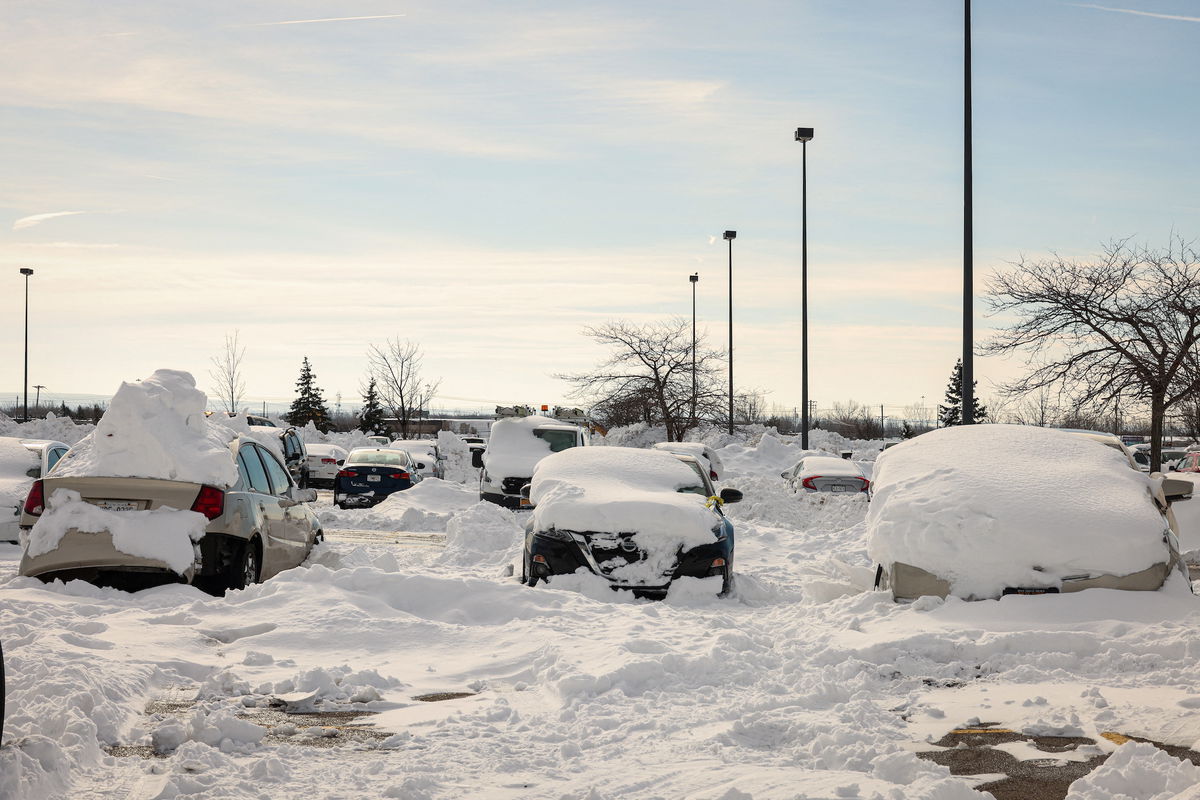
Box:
<box><xmin>23</xmin><ymin>480</ymin><xmax>45</xmax><ymax>516</ymax></box>
<box><xmin>388</xmin><ymin>472</ymin><xmax>410</xmax><ymax>480</ymax></box>
<box><xmin>801</xmin><ymin>476</ymin><xmax>820</xmax><ymax>490</ymax></box>
<box><xmin>337</xmin><ymin>469</ymin><xmax>358</xmax><ymax>478</ymax></box>
<box><xmin>190</xmin><ymin>485</ymin><xmax>225</xmax><ymax>520</ymax></box>
<box><xmin>859</xmin><ymin>477</ymin><xmax>871</xmax><ymax>492</ymax></box>
<box><xmin>321</xmin><ymin>458</ymin><xmax>338</xmax><ymax>464</ymax></box>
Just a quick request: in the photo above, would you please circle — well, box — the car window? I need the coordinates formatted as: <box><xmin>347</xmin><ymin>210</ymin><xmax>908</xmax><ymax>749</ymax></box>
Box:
<box><xmin>47</xmin><ymin>447</ymin><xmax>67</xmax><ymax>471</ymax></box>
<box><xmin>259</xmin><ymin>446</ymin><xmax>293</xmax><ymax>495</ymax></box>
<box><xmin>534</xmin><ymin>429</ymin><xmax>579</xmax><ymax>452</ymax></box>
<box><xmin>677</xmin><ymin>484</ymin><xmax>708</xmax><ymax>496</ymax></box>
<box><xmin>237</xmin><ymin>446</ymin><xmax>273</xmax><ymax>494</ymax></box>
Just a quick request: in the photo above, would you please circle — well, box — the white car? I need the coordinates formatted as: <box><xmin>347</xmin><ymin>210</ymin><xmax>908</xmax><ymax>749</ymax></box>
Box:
<box><xmin>1</xmin><ymin>437</ymin><xmax>70</xmax><ymax>543</ymax></box>
<box><xmin>868</xmin><ymin>425</ymin><xmax>1191</xmax><ymax>601</ymax></box>
<box><xmin>781</xmin><ymin>455</ymin><xmax>870</xmax><ymax>494</ymax></box>
<box><xmin>304</xmin><ymin>443</ymin><xmax>348</xmax><ymax>489</ymax></box>
<box><xmin>390</xmin><ymin>439</ymin><xmax>445</xmax><ymax>480</ymax></box>
<box><xmin>650</xmin><ymin>442</ymin><xmax>725</xmax><ymax>481</ymax></box>
<box><xmin>481</xmin><ymin>417</ymin><xmax>589</xmax><ymax>508</ymax></box>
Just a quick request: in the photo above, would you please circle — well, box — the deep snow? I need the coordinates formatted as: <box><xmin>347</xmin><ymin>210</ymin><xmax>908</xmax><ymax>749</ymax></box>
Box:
<box><xmin>1</xmin><ymin>422</ymin><xmax>1199</xmax><ymax>799</ymax></box>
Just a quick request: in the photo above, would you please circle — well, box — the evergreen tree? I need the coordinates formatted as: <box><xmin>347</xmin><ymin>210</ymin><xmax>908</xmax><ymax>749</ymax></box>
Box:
<box><xmin>937</xmin><ymin>359</ymin><xmax>987</xmax><ymax>427</ymax></box>
<box><xmin>900</xmin><ymin>420</ymin><xmax>915</xmax><ymax>439</ymax></box>
<box><xmin>287</xmin><ymin>357</ymin><xmax>332</xmax><ymax>431</ymax></box>
<box><xmin>359</xmin><ymin>378</ymin><xmax>386</xmax><ymax>435</ymax></box>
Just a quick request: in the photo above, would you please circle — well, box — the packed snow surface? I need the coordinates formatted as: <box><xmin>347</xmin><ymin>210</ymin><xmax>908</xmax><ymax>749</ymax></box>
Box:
<box><xmin>529</xmin><ymin>447</ymin><xmax>718</xmax><ymax>548</ymax></box>
<box><xmin>867</xmin><ymin>425</ymin><xmax>1173</xmax><ymax>599</ymax></box>
<box><xmin>25</xmin><ymin>488</ymin><xmax>206</xmax><ymax>572</ymax></box>
<box><xmin>52</xmin><ymin>370</ymin><xmax>239</xmax><ymax>488</ymax></box>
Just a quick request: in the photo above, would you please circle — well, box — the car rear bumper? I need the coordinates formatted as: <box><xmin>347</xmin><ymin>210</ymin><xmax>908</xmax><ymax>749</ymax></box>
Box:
<box><xmin>481</xmin><ymin>491</ymin><xmax>529</xmax><ymax>510</ymax></box>
<box><xmin>19</xmin><ymin>529</ymin><xmax>195</xmax><ymax>582</ymax></box>
<box><xmin>884</xmin><ymin>559</ymin><xmax>1176</xmax><ymax>602</ymax></box>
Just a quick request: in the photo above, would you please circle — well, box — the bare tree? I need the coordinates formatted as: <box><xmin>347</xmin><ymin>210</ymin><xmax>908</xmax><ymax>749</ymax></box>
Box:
<box><xmin>982</xmin><ymin>238</ymin><xmax>1200</xmax><ymax>467</ymax></box>
<box><xmin>208</xmin><ymin>331</ymin><xmax>246</xmax><ymax>414</ymax></box>
<box><xmin>367</xmin><ymin>339</ymin><xmax>441</xmax><ymax>438</ymax></box>
<box><xmin>735</xmin><ymin>387</ymin><xmax>771</xmax><ymax>425</ymax></box>
<box><xmin>558</xmin><ymin>319</ymin><xmax>725</xmax><ymax>442</ymax></box>
<box><xmin>820</xmin><ymin>400</ymin><xmax>882</xmax><ymax>439</ymax></box>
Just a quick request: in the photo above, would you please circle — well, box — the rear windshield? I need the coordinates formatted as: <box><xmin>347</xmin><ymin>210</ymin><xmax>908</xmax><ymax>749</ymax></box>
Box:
<box><xmin>533</xmin><ymin>428</ymin><xmax>578</xmax><ymax>452</ymax></box>
<box><xmin>347</xmin><ymin>449</ymin><xmax>408</xmax><ymax>465</ymax></box>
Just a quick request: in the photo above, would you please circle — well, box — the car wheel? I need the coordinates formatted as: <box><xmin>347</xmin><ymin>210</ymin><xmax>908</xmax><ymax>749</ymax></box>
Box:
<box><xmin>226</xmin><ymin>538</ymin><xmax>261</xmax><ymax>591</ymax></box>
<box><xmin>720</xmin><ymin>566</ymin><xmax>734</xmax><ymax>597</ymax></box>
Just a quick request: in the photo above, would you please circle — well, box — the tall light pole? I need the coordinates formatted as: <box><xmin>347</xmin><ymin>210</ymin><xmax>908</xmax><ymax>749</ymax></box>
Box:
<box><xmin>795</xmin><ymin>126</ymin><xmax>814</xmax><ymax>447</ymax></box>
<box><xmin>962</xmin><ymin>0</ymin><xmax>975</xmax><ymax>425</ymax></box>
<box><xmin>689</xmin><ymin>273</ymin><xmax>699</xmax><ymax>429</ymax></box>
<box><xmin>723</xmin><ymin>231</ymin><xmax>736</xmax><ymax>435</ymax></box>
<box><xmin>20</xmin><ymin>268</ymin><xmax>33</xmax><ymax>422</ymax></box>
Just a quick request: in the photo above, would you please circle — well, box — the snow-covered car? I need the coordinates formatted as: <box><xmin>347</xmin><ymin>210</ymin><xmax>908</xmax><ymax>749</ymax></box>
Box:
<box><xmin>1173</xmin><ymin>452</ymin><xmax>1200</xmax><ymax>473</ymax></box>
<box><xmin>333</xmin><ymin>448</ymin><xmax>418</xmax><ymax>508</ymax></box>
<box><xmin>521</xmin><ymin>447</ymin><xmax>742</xmax><ymax>596</ymax></box>
<box><xmin>365</xmin><ymin>435</ymin><xmax>390</xmax><ymax>447</ymax></box>
<box><xmin>1130</xmin><ymin>443</ymin><xmax>1189</xmax><ymax>473</ymax></box>
<box><xmin>389</xmin><ymin>439</ymin><xmax>444</xmax><ymax>480</ymax></box>
<box><xmin>1</xmin><ymin>437</ymin><xmax>70</xmax><ymax>543</ymax></box>
<box><xmin>19</xmin><ymin>436</ymin><xmax>321</xmax><ymax>591</ymax></box>
<box><xmin>868</xmin><ymin>425</ymin><xmax>1192</xmax><ymax>602</ymax></box>
<box><xmin>304</xmin><ymin>443</ymin><xmax>347</xmax><ymax>488</ymax></box>
<box><xmin>650</xmin><ymin>441</ymin><xmax>725</xmax><ymax>481</ymax></box>
<box><xmin>781</xmin><ymin>455</ymin><xmax>870</xmax><ymax>494</ymax></box>
<box><xmin>250</xmin><ymin>425</ymin><xmax>309</xmax><ymax>488</ymax></box>
<box><xmin>481</xmin><ymin>416</ymin><xmax>588</xmax><ymax>508</ymax></box>
<box><xmin>17</xmin><ymin>370</ymin><xmax>322</xmax><ymax>592</ymax></box>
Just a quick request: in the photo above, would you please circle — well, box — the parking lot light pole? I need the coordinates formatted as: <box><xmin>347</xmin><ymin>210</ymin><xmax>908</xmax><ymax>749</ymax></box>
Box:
<box><xmin>795</xmin><ymin>126</ymin><xmax>814</xmax><ymax>448</ymax></box>
<box><xmin>962</xmin><ymin>0</ymin><xmax>975</xmax><ymax>425</ymax></box>
<box><xmin>724</xmin><ymin>231</ymin><xmax>736</xmax><ymax>435</ymax></box>
<box><xmin>20</xmin><ymin>268</ymin><xmax>33</xmax><ymax>422</ymax></box>
<box><xmin>690</xmin><ymin>273</ymin><xmax>699</xmax><ymax>429</ymax></box>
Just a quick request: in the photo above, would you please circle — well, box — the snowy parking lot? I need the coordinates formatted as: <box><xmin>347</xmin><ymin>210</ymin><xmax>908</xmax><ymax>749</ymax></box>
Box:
<box><xmin>4</xmin><ymin>433</ymin><xmax>1200</xmax><ymax>800</ymax></box>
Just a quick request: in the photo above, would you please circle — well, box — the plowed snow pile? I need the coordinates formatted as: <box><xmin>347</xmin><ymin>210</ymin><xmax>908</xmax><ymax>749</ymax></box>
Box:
<box><xmin>867</xmin><ymin>425</ymin><xmax>1170</xmax><ymax>598</ymax></box>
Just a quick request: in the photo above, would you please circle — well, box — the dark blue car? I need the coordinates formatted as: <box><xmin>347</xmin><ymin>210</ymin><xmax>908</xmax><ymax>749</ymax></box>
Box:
<box><xmin>333</xmin><ymin>448</ymin><xmax>418</xmax><ymax>509</ymax></box>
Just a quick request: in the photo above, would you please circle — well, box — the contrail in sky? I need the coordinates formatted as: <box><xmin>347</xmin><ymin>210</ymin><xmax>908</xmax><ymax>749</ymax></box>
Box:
<box><xmin>1069</xmin><ymin>3</ymin><xmax>1200</xmax><ymax>23</ymax></box>
<box><xmin>12</xmin><ymin>211</ymin><xmax>87</xmax><ymax>231</ymax></box>
<box><xmin>243</xmin><ymin>13</ymin><xmax>407</xmax><ymax>27</ymax></box>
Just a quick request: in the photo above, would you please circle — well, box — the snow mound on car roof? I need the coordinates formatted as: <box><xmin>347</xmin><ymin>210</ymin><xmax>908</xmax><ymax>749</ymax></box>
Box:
<box><xmin>53</xmin><ymin>369</ymin><xmax>239</xmax><ymax>487</ymax></box>
<box><xmin>866</xmin><ymin>425</ymin><xmax>1171</xmax><ymax>599</ymax></box>
<box><xmin>530</xmin><ymin>447</ymin><xmax>717</xmax><ymax>547</ymax></box>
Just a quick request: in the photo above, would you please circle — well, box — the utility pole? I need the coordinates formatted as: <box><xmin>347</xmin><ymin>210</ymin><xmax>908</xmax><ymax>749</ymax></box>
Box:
<box><xmin>33</xmin><ymin>384</ymin><xmax>45</xmax><ymax>410</ymax></box>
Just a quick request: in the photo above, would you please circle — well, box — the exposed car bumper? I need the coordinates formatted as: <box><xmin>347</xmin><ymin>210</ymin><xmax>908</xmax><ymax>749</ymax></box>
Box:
<box><xmin>19</xmin><ymin>529</ymin><xmax>196</xmax><ymax>583</ymax></box>
<box><xmin>884</xmin><ymin>559</ymin><xmax>1178</xmax><ymax>602</ymax></box>
<box><xmin>526</xmin><ymin>533</ymin><xmax>730</xmax><ymax>593</ymax></box>
<box><xmin>481</xmin><ymin>491</ymin><xmax>530</xmax><ymax>510</ymax></box>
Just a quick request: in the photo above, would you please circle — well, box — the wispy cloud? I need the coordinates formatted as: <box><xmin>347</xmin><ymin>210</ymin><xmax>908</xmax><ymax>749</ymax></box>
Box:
<box><xmin>12</xmin><ymin>210</ymin><xmax>87</xmax><ymax>231</ymax></box>
<box><xmin>241</xmin><ymin>13</ymin><xmax>407</xmax><ymax>27</ymax></box>
<box><xmin>1069</xmin><ymin>4</ymin><xmax>1200</xmax><ymax>23</ymax></box>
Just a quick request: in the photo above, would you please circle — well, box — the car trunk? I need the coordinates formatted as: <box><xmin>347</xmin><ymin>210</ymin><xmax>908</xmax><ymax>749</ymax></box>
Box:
<box><xmin>33</xmin><ymin>476</ymin><xmax>204</xmax><ymax>518</ymax></box>
<box><xmin>339</xmin><ymin>464</ymin><xmax>410</xmax><ymax>493</ymax></box>
<box><xmin>806</xmin><ymin>476</ymin><xmax>867</xmax><ymax>493</ymax></box>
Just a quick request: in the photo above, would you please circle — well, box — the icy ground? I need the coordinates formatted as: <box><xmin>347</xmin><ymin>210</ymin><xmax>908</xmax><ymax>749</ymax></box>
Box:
<box><xmin>3</xmin><ymin>437</ymin><xmax>1200</xmax><ymax>799</ymax></box>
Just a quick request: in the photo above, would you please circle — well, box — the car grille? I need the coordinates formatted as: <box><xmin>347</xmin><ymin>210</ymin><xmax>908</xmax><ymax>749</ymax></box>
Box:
<box><xmin>582</xmin><ymin>532</ymin><xmax>644</xmax><ymax>575</ymax></box>
<box><xmin>501</xmin><ymin>477</ymin><xmax>530</xmax><ymax>495</ymax></box>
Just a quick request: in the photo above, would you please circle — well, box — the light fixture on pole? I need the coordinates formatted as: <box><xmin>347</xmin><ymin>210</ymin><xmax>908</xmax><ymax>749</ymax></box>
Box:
<box><xmin>962</xmin><ymin>0</ymin><xmax>975</xmax><ymax>424</ymax></box>
<box><xmin>20</xmin><ymin>268</ymin><xmax>34</xmax><ymax>422</ymax></box>
<box><xmin>689</xmin><ymin>273</ymin><xmax>699</xmax><ymax>428</ymax></box>
<box><xmin>723</xmin><ymin>231</ymin><xmax>736</xmax><ymax>435</ymax></box>
<box><xmin>794</xmin><ymin>126</ymin><xmax>814</xmax><ymax>448</ymax></box>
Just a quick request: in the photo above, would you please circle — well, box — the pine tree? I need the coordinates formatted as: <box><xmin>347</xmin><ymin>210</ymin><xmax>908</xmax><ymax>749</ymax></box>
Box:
<box><xmin>937</xmin><ymin>359</ymin><xmax>987</xmax><ymax>427</ymax></box>
<box><xmin>900</xmin><ymin>420</ymin><xmax>915</xmax><ymax>439</ymax></box>
<box><xmin>287</xmin><ymin>357</ymin><xmax>332</xmax><ymax>431</ymax></box>
<box><xmin>359</xmin><ymin>378</ymin><xmax>386</xmax><ymax>435</ymax></box>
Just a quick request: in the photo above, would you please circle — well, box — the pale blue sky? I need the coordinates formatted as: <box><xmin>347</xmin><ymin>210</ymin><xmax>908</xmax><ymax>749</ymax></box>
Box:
<box><xmin>2</xmin><ymin>1</ymin><xmax>1198</xmax><ymax>415</ymax></box>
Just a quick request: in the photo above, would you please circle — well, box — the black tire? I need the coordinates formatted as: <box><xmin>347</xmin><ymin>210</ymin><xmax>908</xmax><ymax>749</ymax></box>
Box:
<box><xmin>720</xmin><ymin>566</ymin><xmax>734</xmax><ymax>597</ymax></box>
<box><xmin>225</xmin><ymin>538</ymin><xmax>260</xmax><ymax>591</ymax></box>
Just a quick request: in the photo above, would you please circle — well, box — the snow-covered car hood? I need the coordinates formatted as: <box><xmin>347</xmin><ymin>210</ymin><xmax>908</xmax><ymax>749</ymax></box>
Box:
<box><xmin>529</xmin><ymin>447</ymin><xmax>720</xmax><ymax>550</ymax></box>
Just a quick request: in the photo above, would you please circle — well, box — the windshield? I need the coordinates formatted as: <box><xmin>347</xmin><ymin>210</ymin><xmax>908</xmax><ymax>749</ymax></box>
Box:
<box><xmin>533</xmin><ymin>428</ymin><xmax>579</xmax><ymax>452</ymax></box>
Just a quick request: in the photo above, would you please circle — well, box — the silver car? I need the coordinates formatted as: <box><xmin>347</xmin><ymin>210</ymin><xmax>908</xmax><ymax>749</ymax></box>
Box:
<box><xmin>781</xmin><ymin>455</ymin><xmax>870</xmax><ymax>494</ymax></box>
<box><xmin>19</xmin><ymin>436</ymin><xmax>321</xmax><ymax>591</ymax></box>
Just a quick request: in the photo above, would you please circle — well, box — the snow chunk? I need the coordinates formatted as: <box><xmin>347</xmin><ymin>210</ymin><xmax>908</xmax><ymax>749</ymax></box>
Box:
<box><xmin>26</xmin><ymin>489</ymin><xmax>206</xmax><ymax>573</ymax></box>
<box><xmin>439</xmin><ymin>501</ymin><xmax>523</xmax><ymax>567</ymax></box>
<box><xmin>53</xmin><ymin>370</ymin><xmax>238</xmax><ymax>487</ymax></box>
<box><xmin>1065</xmin><ymin>741</ymin><xmax>1200</xmax><ymax>799</ymax></box>
<box><xmin>867</xmin><ymin>425</ymin><xmax>1171</xmax><ymax>599</ymax></box>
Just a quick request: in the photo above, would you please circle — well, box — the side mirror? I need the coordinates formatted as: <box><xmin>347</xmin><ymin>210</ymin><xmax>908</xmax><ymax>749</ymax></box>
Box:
<box><xmin>520</xmin><ymin>484</ymin><xmax>532</xmax><ymax>499</ymax></box>
<box><xmin>719</xmin><ymin>488</ymin><xmax>743</xmax><ymax>505</ymax></box>
<box><xmin>336</xmin><ymin>460</ymin><xmax>344</xmax><ymax>466</ymax></box>
<box><xmin>416</xmin><ymin>462</ymin><xmax>427</xmax><ymax>470</ymax></box>
<box><xmin>780</xmin><ymin>471</ymin><xmax>791</xmax><ymax>480</ymax></box>
<box><xmin>471</xmin><ymin>451</ymin><xmax>485</xmax><ymax>469</ymax></box>
<box><xmin>289</xmin><ymin>487</ymin><xmax>318</xmax><ymax>504</ymax></box>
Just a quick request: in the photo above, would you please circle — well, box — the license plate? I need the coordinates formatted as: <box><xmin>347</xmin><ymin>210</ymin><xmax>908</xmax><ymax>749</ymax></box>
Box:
<box><xmin>1002</xmin><ymin>587</ymin><xmax>1060</xmax><ymax>596</ymax></box>
<box><xmin>367</xmin><ymin>475</ymin><xmax>381</xmax><ymax>482</ymax></box>
<box><xmin>95</xmin><ymin>500</ymin><xmax>139</xmax><ymax>511</ymax></box>
<box><xmin>831</xmin><ymin>485</ymin><xmax>847</xmax><ymax>493</ymax></box>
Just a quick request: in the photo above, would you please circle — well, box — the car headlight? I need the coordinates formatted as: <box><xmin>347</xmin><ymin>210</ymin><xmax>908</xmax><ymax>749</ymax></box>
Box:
<box><xmin>534</xmin><ymin>528</ymin><xmax>572</xmax><ymax>542</ymax></box>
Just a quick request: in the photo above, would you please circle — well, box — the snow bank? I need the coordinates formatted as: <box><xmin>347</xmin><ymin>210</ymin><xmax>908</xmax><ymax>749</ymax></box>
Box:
<box><xmin>867</xmin><ymin>425</ymin><xmax>1171</xmax><ymax>599</ymax></box>
<box><xmin>1064</xmin><ymin>741</ymin><xmax>1200</xmax><ymax>799</ymax></box>
<box><xmin>53</xmin><ymin>370</ymin><xmax>239</xmax><ymax>487</ymax></box>
<box><xmin>530</xmin><ymin>447</ymin><xmax>718</xmax><ymax>548</ymax></box>
<box><xmin>0</xmin><ymin>412</ymin><xmax>94</xmax><ymax>445</ymax></box>
<box><xmin>438</xmin><ymin>501</ymin><xmax>523</xmax><ymax>567</ymax></box>
<box><xmin>26</xmin><ymin>488</ymin><xmax>207</xmax><ymax>572</ymax></box>
<box><xmin>319</xmin><ymin>479</ymin><xmax>478</xmax><ymax>532</ymax></box>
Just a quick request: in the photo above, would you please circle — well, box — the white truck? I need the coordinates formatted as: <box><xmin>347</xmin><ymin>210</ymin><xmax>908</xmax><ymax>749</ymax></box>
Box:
<box><xmin>479</xmin><ymin>412</ymin><xmax>589</xmax><ymax>508</ymax></box>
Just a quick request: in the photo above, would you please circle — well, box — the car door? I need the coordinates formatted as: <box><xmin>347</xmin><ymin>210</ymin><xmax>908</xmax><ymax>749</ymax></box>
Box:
<box><xmin>257</xmin><ymin>445</ymin><xmax>312</xmax><ymax>575</ymax></box>
<box><xmin>236</xmin><ymin>444</ymin><xmax>285</xmax><ymax>577</ymax></box>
